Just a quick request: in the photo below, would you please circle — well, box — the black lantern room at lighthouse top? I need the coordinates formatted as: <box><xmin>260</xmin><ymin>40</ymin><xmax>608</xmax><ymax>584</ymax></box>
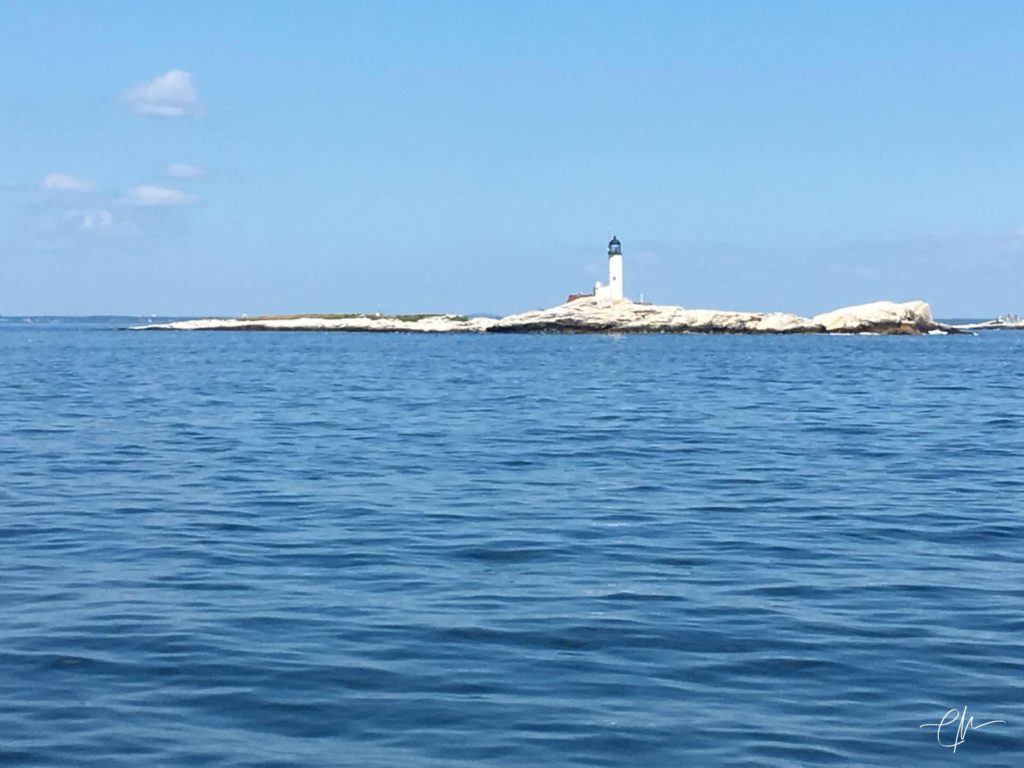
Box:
<box><xmin>608</xmin><ymin>236</ymin><xmax>621</xmax><ymax>255</ymax></box>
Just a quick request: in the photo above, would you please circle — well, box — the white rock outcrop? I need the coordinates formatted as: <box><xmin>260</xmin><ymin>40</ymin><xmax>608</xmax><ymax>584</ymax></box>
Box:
<box><xmin>489</xmin><ymin>297</ymin><xmax>942</xmax><ymax>335</ymax></box>
<box><xmin>811</xmin><ymin>300</ymin><xmax>934</xmax><ymax>333</ymax></box>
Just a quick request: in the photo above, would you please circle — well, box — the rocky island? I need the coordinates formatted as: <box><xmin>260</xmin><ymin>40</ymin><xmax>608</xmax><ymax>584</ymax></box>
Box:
<box><xmin>135</xmin><ymin>298</ymin><xmax>957</xmax><ymax>335</ymax></box>
<box><xmin>951</xmin><ymin>314</ymin><xmax>1024</xmax><ymax>332</ymax></box>
<box><xmin>134</xmin><ymin>237</ymin><xmax>968</xmax><ymax>336</ymax></box>
<box><xmin>489</xmin><ymin>297</ymin><xmax>950</xmax><ymax>335</ymax></box>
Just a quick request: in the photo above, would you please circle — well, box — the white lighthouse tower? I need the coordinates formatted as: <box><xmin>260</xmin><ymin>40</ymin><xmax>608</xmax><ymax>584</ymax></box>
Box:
<box><xmin>594</xmin><ymin>236</ymin><xmax>625</xmax><ymax>300</ymax></box>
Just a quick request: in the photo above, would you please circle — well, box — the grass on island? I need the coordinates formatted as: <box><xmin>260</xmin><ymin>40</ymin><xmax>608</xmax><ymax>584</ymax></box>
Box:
<box><xmin>245</xmin><ymin>313</ymin><xmax>471</xmax><ymax>323</ymax></box>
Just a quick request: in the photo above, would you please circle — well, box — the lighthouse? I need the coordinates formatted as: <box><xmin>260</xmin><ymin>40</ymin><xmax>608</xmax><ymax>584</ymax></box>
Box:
<box><xmin>607</xmin><ymin>236</ymin><xmax>623</xmax><ymax>300</ymax></box>
<box><xmin>593</xmin><ymin>236</ymin><xmax>625</xmax><ymax>300</ymax></box>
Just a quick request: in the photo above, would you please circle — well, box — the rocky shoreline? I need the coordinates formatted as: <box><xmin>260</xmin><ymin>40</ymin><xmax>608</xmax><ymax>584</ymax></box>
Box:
<box><xmin>134</xmin><ymin>298</ymin><xmax>961</xmax><ymax>335</ymax></box>
<box><xmin>138</xmin><ymin>313</ymin><xmax>496</xmax><ymax>333</ymax></box>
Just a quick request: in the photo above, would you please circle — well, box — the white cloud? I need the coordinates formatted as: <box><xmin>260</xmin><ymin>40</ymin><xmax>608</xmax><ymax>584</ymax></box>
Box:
<box><xmin>123</xmin><ymin>184</ymin><xmax>200</xmax><ymax>206</ymax></box>
<box><xmin>126</xmin><ymin>70</ymin><xmax>200</xmax><ymax>117</ymax></box>
<box><xmin>166</xmin><ymin>163</ymin><xmax>205</xmax><ymax>179</ymax></box>
<box><xmin>40</xmin><ymin>173</ymin><xmax>93</xmax><ymax>191</ymax></box>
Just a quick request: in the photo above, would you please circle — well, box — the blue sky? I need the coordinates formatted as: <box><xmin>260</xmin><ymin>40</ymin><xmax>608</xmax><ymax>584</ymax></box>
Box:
<box><xmin>2</xmin><ymin>1</ymin><xmax>1023</xmax><ymax>317</ymax></box>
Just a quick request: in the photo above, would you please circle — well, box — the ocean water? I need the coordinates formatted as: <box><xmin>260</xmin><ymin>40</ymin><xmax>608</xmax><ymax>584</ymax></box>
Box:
<box><xmin>1</xmin><ymin>318</ymin><xmax>1022</xmax><ymax>767</ymax></box>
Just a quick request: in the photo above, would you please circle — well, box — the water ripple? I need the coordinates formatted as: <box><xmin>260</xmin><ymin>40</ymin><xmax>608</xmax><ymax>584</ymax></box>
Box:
<box><xmin>1</xmin><ymin>324</ymin><xmax>1022</xmax><ymax>766</ymax></box>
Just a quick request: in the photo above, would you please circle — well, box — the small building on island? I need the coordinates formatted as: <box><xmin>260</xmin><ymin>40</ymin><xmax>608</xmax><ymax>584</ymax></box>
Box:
<box><xmin>568</xmin><ymin>236</ymin><xmax>626</xmax><ymax>303</ymax></box>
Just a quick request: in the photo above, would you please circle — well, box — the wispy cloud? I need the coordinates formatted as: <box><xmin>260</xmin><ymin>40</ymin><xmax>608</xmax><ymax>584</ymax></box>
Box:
<box><xmin>126</xmin><ymin>70</ymin><xmax>200</xmax><ymax>117</ymax></box>
<box><xmin>166</xmin><ymin>163</ymin><xmax>205</xmax><ymax>179</ymax></box>
<box><xmin>40</xmin><ymin>173</ymin><xmax>93</xmax><ymax>191</ymax></box>
<box><xmin>80</xmin><ymin>210</ymin><xmax>114</xmax><ymax>230</ymax></box>
<box><xmin>69</xmin><ymin>208</ymin><xmax>135</xmax><ymax>235</ymax></box>
<box><xmin>27</xmin><ymin>208</ymin><xmax>138</xmax><ymax>251</ymax></box>
<box><xmin>123</xmin><ymin>184</ymin><xmax>200</xmax><ymax>206</ymax></box>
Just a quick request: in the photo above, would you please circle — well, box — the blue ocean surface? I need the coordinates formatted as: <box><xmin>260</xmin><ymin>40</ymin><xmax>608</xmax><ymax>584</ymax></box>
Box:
<box><xmin>1</xmin><ymin>318</ymin><xmax>1022</xmax><ymax>767</ymax></box>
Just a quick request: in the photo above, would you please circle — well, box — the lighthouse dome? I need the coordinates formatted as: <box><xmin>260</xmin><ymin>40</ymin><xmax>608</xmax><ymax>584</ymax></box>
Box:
<box><xmin>608</xmin><ymin>236</ymin><xmax>621</xmax><ymax>255</ymax></box>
